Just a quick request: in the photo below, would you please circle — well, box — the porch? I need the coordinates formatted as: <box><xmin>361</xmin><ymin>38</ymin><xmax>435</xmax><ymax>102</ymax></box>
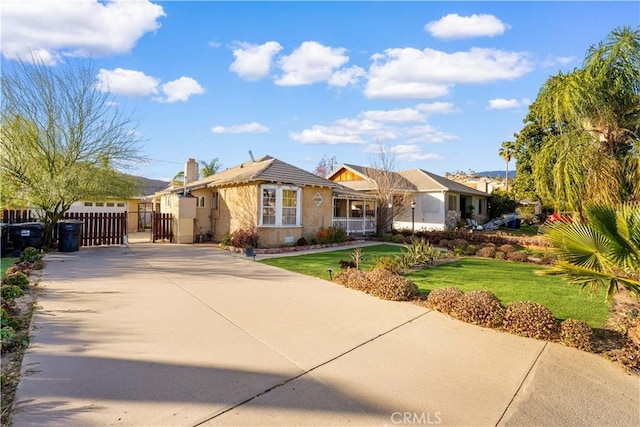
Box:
<box><xmin>332</xmin><ymin>196</ymin><xmax>377</xmax><ymax>235</ymax></box>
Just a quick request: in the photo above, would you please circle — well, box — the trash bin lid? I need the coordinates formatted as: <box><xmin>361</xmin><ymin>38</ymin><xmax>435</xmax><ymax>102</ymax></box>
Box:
<box><xmin>59</xmin><ymin>219</ymin><xmax>83</xmax><ymax>223</ymax></box>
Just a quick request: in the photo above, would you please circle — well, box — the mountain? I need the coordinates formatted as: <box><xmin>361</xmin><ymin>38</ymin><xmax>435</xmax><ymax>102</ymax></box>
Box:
<box><xmin>476</xmin><ymin>170</ymin><xmax>516</xmax><ymax>179</ymax></box>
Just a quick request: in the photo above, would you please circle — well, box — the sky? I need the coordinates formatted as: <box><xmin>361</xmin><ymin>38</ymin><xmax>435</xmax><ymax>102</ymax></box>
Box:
<box><xmin>2</xmin><ymin>1</ymin><xmax>639</xmax><ymax>182</ymax></box>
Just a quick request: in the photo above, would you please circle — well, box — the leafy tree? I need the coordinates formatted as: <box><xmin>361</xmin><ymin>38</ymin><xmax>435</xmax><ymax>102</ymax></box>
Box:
<box><xmin>539</xmin><ymin>202</ymin><xmax>640</xmax><ymax>301</ymax></box>
<box><xmin>498</xmin><ymin>140</ymin><xmax>516</xmax><ymax>191</ymax></box>
<box><xmin>172</xmin><ymin>171</ymin><xmax>184</xmax><ymax>186</ymax></box>
<box><xmin>488</xmin><ymin>190</ymin><xmax>518</xmax><ymax>219</ymax></box>
<box><xmin>528</xmin><ymin>27</ymin><xmax>640</xmax><ymax>214</ymax></box>
<box><xmin>199</xmin><ymin>158</ymin><xmax>222</xmax><ymax>178</ymax></box>
<box><xmin>1</xmin><ymin>55</ymin><xmax>143</xmax><ymax>246</ymax></box>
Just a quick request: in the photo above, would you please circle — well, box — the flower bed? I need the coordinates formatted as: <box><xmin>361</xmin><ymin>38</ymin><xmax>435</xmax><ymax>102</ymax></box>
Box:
<box><xmin>222</xmin><ymin>239</ymin><xmax>366</xmax><ymax>255</ymax></box>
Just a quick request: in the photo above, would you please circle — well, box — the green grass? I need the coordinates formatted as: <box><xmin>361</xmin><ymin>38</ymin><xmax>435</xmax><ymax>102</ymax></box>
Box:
<box><xmin>1</xmin><ymin>257</ymin><xmax>19</xmax><ymax>278</ymax></box>
<box><xmin>407</xmin><ymin>257</ymin><xmax>609</xmax><ymax>328</ymax></box>
<box><xmin>260</xmin><ymin>244</ymin><xmax>610</xmax><ymax>328</ymax></box>
<box><xmin>260</xmin><ymin>244</ymin><xmax>402</xmax><ymax>280</ymax></box>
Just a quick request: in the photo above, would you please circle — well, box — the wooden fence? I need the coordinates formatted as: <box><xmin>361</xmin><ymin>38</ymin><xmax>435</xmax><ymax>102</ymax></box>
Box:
<box><xmin>60</xmin><ymin>212</ymin><xmax>127</xmax><ymax>247</ymax></box>
<box><xmin>2</xmin><ymin>209</ymin><xmax>36</xmax><ymax>224</ymax></box>
<box><xmin>152</xmin><ymin>212</ymin><xmax>173</xmax><ymax>242</ymax></box>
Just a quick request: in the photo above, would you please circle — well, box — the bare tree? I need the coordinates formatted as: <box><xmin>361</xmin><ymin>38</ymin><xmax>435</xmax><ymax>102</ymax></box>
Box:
<box><xmin>313</xmin><ymin>155</ymin><xmax>337</xmax><ymax>177</ymax></box>
<box><xmin>367</xmin><ymin>141</ymin><xmax>414</xmax><ymax>233</ymax></box>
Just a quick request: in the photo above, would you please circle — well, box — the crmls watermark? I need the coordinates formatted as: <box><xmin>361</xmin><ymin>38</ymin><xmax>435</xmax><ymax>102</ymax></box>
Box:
<box><xmin>390</xmin><ymin>411</ymin><xmax>442</xmax><ymax>425</ymax></box>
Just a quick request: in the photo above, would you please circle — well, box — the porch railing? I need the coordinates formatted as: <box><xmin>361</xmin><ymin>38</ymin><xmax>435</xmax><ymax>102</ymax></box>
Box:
<box><xmin>332</xmin><ymin>217</ymin><xmax>377</xmax><ymax>235</ymax></box>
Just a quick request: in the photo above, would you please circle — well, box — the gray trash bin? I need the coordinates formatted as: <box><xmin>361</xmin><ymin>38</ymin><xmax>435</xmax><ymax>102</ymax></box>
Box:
<box><xmin>58</xmin><ymin>220</ymin><xmax>83</xmax><ymax>252</ymax></box>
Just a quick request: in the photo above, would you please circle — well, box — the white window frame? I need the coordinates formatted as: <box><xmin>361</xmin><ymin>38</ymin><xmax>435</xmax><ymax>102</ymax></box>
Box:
<box><xmin>259</xmin><ymin>184</ymin><xmax>301</xmax><ymax>227</ymax></box>
<box><xmin>197</xmin><ymin>196</ymin><xmax>206</xmax><ymax>208</ymax></box>
<box><xmin>211</xmin><ymin>191</ymin><xmax>219</xmax><ymax>210</ymax></box>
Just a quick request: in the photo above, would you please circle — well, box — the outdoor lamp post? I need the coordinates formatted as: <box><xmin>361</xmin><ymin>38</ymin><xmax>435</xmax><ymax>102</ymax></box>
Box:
<box><xmin>411</xmin><ymin>200</ymin><xmax>416</xmax><ymax>235</ymax></box>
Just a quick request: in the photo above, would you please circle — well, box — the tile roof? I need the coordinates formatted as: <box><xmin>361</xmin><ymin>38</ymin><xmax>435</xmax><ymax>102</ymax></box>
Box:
<box><xmin>163</xmin><ymin>155</ymin><xmax>340</xmax><ymax>193</ymax></box>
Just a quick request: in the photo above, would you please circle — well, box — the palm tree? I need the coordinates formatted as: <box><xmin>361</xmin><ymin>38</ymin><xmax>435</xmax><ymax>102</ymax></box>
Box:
<box><xmin>530</xmin><ymin>27</ymin><xmax>640</xmax><ymax>212</ymax></box>
<box><xmin>539</xmin><ymin>202</ymin><xmax>640</xmax><ymax>301</ymax></box>
<box><xmin>172</xmin><ymin>171</ymin><xmax>184</xmax><ymax>186</ymax></box>
<box><xmin>498</xmin><ymin>141</ymin><xmax>515</xmax><ymax>191</ymax></box>
<box><xmin>199</xmin><ymin>158</ymin><xmax>222</xmax><ymax>178</ymax></box>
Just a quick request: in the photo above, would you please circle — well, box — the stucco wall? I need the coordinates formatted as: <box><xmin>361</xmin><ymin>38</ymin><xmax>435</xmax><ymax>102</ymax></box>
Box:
<box><xmin>394</xmin><ymin>192</ymin><xmax>446</xmax><ymax>231</ymax></box>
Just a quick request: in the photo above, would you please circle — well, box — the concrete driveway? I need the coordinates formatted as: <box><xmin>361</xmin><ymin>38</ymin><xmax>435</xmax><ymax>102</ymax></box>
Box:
<box><xmin>13</xmin><ymin>244</ymin><xmax>640</xmax><ymax>426</ymax></box>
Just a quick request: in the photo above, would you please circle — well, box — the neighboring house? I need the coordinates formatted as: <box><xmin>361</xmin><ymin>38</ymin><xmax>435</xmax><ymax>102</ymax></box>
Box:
<box><xmin>68</xmin><ymin>176</ymin><xmax>169</xmax><ymax>233</ymax></box>
<box><xmin>327</xmin><ymin>164</ymin><xmax>490</xmax><ymax>231</ymax></box>
<box><xmin>154</xmin><ymin>156</ymin><xmax>377</xmax><ymax>246</ymax></box>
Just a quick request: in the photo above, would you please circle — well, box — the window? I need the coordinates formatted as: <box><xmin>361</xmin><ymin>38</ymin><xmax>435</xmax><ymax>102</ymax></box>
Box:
<box><xmin>478</xmin><ymin>199</ymin><xmax>484</xmax><ymax>215</ymax></box>
<box><xmin>260</xmin><ymin>185</ymin><xmax>301</xmax><ymax>227</ymax></box>
<box><xmin>84</xmin><ymin>202</ymin><xmax>93</xmax><ymax>207</ymax></box>
<box><xmin>117</xmin><ymin>202</ymin><xmax>125</xmax><ymax>208</ymax></box>
<box><xmin>95</xmin><ymin>202</ymin><xmax>104</xmax><ymax>207</ymax></box>
<box><xmin>282</xmin><ymin>189</ymin><xmax>297</xmax><ymax>225</ymax></box>
<box><xmin>262</xmin><ymin>188</ymin><xmax>277</xmax><ymax>225</ymax></box>
<box><xmin>211</xmin><ymin>191</ymin><xmax>218</xmax><ymax>210</ymax></box>
<box><xmin>106</xmin><ymin>202</ymin><xmax>115</xmax><ymax>207</ymax></box>
<box><xmin>197</xmin><ymin>196</ymin><xmax>205</xmax><ymax>208</ymax></box>
<box><xmin>448</xmin><ymin>195</ymin><xmax>458</xmax><ymax>211</ymax></box>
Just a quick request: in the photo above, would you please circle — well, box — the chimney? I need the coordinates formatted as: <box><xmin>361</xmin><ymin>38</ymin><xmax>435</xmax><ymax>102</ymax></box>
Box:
<box><xmin>477</xmin><ymin>179</ymin><xmax>488</xmax><ymax>193</ymax></box>
<box><xmin>184</xmin><ymin>158</ymin><xmax>199</xmax><ymax>186</ymax></box>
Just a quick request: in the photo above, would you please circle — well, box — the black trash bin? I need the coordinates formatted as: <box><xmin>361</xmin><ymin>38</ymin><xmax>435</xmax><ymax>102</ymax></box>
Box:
<box><xmin>58</xmin><ymin>220</ymin><xmax>83</xmax><ymax>252</ymax></box>
<box><xmin>8</xmin><ymin>222</ymin><xmax>45</xmax><ymax>253</ymax></box>
<box><xmin>1</xmin><ymin>223</ymin><xmax>9</xmax><ymax>257</ymax></box>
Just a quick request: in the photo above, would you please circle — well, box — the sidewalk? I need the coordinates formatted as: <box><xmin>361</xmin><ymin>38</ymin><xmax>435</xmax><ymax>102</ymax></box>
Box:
<box><xmin>12</xmin><ymin>244</ymin><xmax>639</xmax><ymax>426</ymax></box>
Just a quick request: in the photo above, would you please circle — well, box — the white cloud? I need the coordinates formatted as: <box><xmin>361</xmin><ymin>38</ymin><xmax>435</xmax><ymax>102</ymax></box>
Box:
<box><xmin>416</xmin><ymin>102</ymin><xmax>456</xmax><ymax>114</ymax></box>
<box><xmin>487</xmin><ymin>98</ymin><xmax>531</xmax><ymax>110</ymax></box>
<box><xmin>365</xmin><ymin>47</ymin><xmax>532</xmax><ymax>99</ymax></box>
<box><xmin>230</xmin><ymin>41</ymin><xmax>283</xmax><ymax>81</ymax></box>
<box><xmin>1</xmin><ymin>0</ymin><xmax>165</xmax><ymax>64</ymax></box>
<box><xmin>359</xmin><ymin>108</ymin><xmax>426</xmax><ymax>123</ymax></box>
<box><xmin>211</xmin><ymin>122</ymin><xmax>269</xmax><ymax>134</ymax></box>
<box><xmin>96</xmin><ymin>68</ymin><xmax>160</xmax><ymax>97</ymax></box>
<box><xmin>425</xmin><ymin>14</ymin><xmax>508</xmax><ymax>39</ymax></box>
<box><xmin>364</xmin><ymin>144</ymin><xmax>444</xmax><ymax>162</ymax></box>
<box><xmin>541</xmin><ymin>54</ymin><xmax>576</xmax><ymax>68</ymax></box>
<box><xmin>328</xmin><ymin>65</ymin><xmax>366</xmax><ymax>87</ymax></box>
<box><xmin>290</xmin><ymin>104</ymin><xmax>457</xmax><ymax>146</ymax></box>
<box><xmin>161</xmin><ymin>77</ymin><xmax>205</xmax><ymax>103</ymax></box>
<box><xmin>96</xmin><ymin>68</ymin><xmax>204</xmax><ymax>103</ymax></box>
<box><xmin>276</xmin><ymin>41</ymin><xmax>350</xmax><ymax>86</ymax></box>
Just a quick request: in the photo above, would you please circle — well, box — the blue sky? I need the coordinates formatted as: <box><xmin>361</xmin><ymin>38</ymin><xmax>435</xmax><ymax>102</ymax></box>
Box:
<box><xmin>2</xmin><ymin>1</ymin><xmax>638</xmax><ymax>181</ymax></box>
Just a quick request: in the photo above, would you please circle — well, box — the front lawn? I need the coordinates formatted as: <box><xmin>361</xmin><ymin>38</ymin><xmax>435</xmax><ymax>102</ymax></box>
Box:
<box><xmin>259</xmin><ymin>244</ymin><xmax>610</xmax><ymax>328</ymax></box>
<box><xmin>406</xmin><ymin>257</ymin><xmax>609</xmax><ymax>328</ymax></box>
<box><xmin>1</xmin><ymin>257</ymin><xmax>19</xmax><ymax>278</ymax></box>
<box><xmin>260</xmin><ymin>244</ymin><xmax>403</xmax><ymax>280</ymax></box>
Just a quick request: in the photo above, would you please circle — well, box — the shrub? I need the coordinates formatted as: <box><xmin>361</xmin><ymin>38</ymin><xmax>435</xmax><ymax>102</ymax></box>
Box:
<box><xmin>381</xmin><ymin>232</ymin><xmax>394</xmax><ymax>242</ymax></box>
<box><xmin>2</xmin><ymin>272</ymin><xmax>29</xmax><ymax>290</ymax></box>
<box><xmin>451</xmin><ymin>239</ymin><xmax>468</xmax><ymax>250</ymax></box>
<box><xmin>539</xmin><ymin>252</ymin><xmax>558</xmax><ymax>265</ymax></box>
<box><xmin>316</xmin><ymin>226</ymin><xmax>347</xmax><ymax>244</ymax></box>
<box><xmin>21</xmin><ymin>247</ymin><xmax>43</xmax><ymax>262</ymax></box>
<box><xmin>477</xmin><ymin>246</ymin><xmax>496</xmax><ymax>258</ymax></box>
<box><xmin>438</xmin><ymin>239</ymin><xmax>450</xmax><ymax>248</ymax></box>
<box><xmin>1</xmin><ymin>326</ymin><xmax>15</xmax><ymax>348</ymax></box>
<box><xmin>426</xmin><ymin>287</ymin><xmax>464</xmax><ymax>315</ymax></box>
<box><xmin>366</xmin><ymin>268</ymin><xmax>420</xmax><ymax>301</ymax></box>
<box><xmin>296</xmin><ymin>237</ymin><xmax>308</xmax><ymax>247</ymax></box>
<box><xmin>494</xmin><ymin>251</ymin><xmax>506</xmax><ymax>260</ymax></box>
<box><xmin>373</xmin><ymin>256</ymin><xmax>404</xmax><ymax>274</ymax></box>
<box><xmin>221</xmin><ymin>233</ymin><xmax>232</xmax><ymax>246</ymax></box>
<box><xmin>560</xmin><ymin>319</ymin><xmax>593</xmax><ymax>351</ymax></box>
<box><xmin>334</xmin><ymin>268</ymin><xmax>372</xmax><ymax>292</ymax></box>
<box><xmin>499</xmin><ymin>244</ymin><xmax>516</xmax><ymax>253</ymax></box>
<box><xmin>453</xmin><ymin>247</ymin><xmax>465</xmax><ymax>256</ymax></box>
<box><xmin>1</xmin><ymin>308</ymin><xmax>21</xmax><ymax>330</ymax></box>
<box><xmin>231</xmin><ymin>228</ymin><xmax>259</xmax><ymax>248</ymax></box>
<box><xmin>392</xmin><ymin>234</ymin><xmax>405</xmax><ymax>243</ymax></box>
<box><xmin>452</xmin><ymin>290</ymin><xmax>505</xmax><ymax>328</ymax></box>
<box><xmin>464</xmin><ymin>244</ymin><xmax>479</xmax><ymax>256</ymax></box>
<box><xmin>503</xmin><ymin>301</ymin><xmax>559</xmax><ymax>340</ymax></box>
<box><xmin>1</xmin><ymin>285</ymin><xmax>24</xmax><ymax>300</ymax></box>
<box><xmin>480</xmin><ymin>242</ymin><xmax>496</xmax><ymax>249</ymax></box>
<box><xmin>506</xmin><ymin>251</ymin><xmax>529</xmax><ymax>263</ymax></box>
